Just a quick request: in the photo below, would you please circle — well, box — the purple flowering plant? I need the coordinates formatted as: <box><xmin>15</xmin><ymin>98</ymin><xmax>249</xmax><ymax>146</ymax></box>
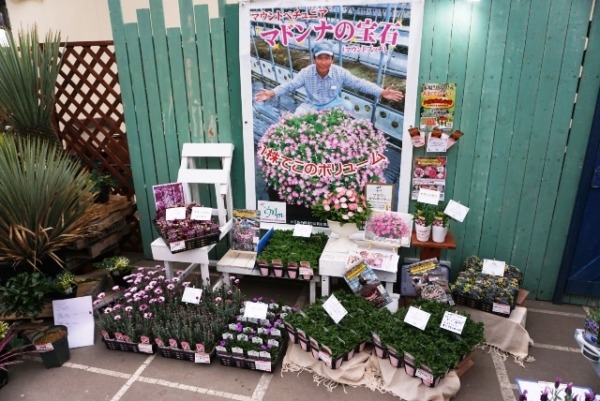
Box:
<box><xmin>95</xmin><ymin>267</ymin><xmax>242</xmax><ymax>350</ymax></box>
<box><xmin>154</xmin><ymin>201</ymin><xmax>220</xmax><ymax>242</ymax></box>
<box><xmin>520</xmin><ymin>378</ymin><xmax>597</xmax><ymax>401</ymax></box>
<box><xmin>258</xmin><ymin>108</ymin><xmax>388</xmax><ymax>208</ymax></box>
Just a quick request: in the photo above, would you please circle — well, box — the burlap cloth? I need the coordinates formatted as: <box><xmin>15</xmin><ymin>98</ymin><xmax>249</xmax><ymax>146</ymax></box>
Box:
<box><xmin>282</xmin><ymin>343</ymin><xmax>460</xmax><ymax>401</ymax></box>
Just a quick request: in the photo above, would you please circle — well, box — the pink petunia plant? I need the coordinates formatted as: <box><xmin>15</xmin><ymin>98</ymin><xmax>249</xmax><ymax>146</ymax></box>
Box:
<box><xmin>365</xmin><ymin>211</ymin><xmax>410</xmax><ymax>239</ymax></box>
<box><xmin>312</xmin><ymin>187</ymin><xmax>372</xmax><ymax>226</ymax></box>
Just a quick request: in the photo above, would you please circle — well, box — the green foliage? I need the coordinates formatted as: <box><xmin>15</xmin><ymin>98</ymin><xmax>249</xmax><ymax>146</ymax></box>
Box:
<box><xmin>0</xmin><ymin>136</ymin><xmax>95</xmax><ymax>269</ymax></box>
<box><xmin>0</xmin><ymin>27</ymin><xmax>62</xmax><ymax>142</ymax></box>
<box><xmin>51</xmin><ymin>271</ymin><xmax>76</xmax><ymax>292</ymax></box>
<box><xmin>88</xmin><ymin>169</ymin><xmax>116</xmax><ymax>193</ymax></box>
<box><xmin>257</xmin><ymin>230</ymin><xmax>329</xmax><ymax>268</ymax></box>
<box><xmin>94</xmin><ymin>256</ymin><xmax>133</xmax><ymax>273</ymax></box>
<box><xmin>414</xmin><ymin>202</ymin><xmax>436</xmax><ymax>226</ymax></box>
<box><xmin>0</xmin><ymin>272</ymin><xmax>50</xmax><ymax>318</ymax></box>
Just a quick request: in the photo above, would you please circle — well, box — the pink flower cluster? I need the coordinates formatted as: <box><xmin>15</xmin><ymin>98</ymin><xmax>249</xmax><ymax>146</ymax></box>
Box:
<box><xmin>366</xmin><ymin>211</ymin><xmax>410</xmax><ymax>239</ymax></box>
<box><xmin>257</xmin><ymin>108</ymin><xmax>388</xmax><ymax>208</ymax></box>
<box><xmin>312</xmin><ymin>187</ymin><xmax>371</xmax><ymax>226</ymax></box>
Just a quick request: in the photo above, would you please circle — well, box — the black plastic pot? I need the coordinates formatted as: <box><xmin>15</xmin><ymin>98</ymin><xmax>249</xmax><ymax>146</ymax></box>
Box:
<box><xmin>110</xmin><ymin>269</ymin><xmax>131</xmax><ymax>288</ymax></box>
<box><xmin>94</xmin><ymin>184</ymin><xmax>110</xmax><ymax>204</ymax></box>
<box><xmin>49</xmin><ymin>284</ymin><xmax>78</xmax><ymax>300</ymax></box>
<box><xmin>33</xmin><ymin>325</ymin><xmax>70</xmax><ymax>369</ymax></box>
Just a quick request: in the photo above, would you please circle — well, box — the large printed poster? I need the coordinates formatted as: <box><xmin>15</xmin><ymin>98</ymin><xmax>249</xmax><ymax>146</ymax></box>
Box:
<box><xmin>239</xmin><ymin>0</ymin><xmax>424</xmax><ymax>224</ymax></box>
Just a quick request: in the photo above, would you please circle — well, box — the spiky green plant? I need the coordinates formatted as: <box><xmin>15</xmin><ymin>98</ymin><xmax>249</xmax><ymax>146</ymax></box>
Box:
<box><xmin>0</xmin><ymin>27</ymin><xmax>62</xmax><ymax>142</ymax></box>
<box><xmin>0</xmin><ymin>135</ymin><xmax>95</xmax><ymax>269</ymax></box>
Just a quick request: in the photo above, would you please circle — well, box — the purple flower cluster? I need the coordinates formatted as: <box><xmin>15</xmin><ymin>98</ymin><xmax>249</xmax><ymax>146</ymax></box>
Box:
<box><xmin>257</xmin><ymin>108</ymin><xmax>388</xmax><ymax>208</ymax></box>
<box><xmin>154</xmin><ymin>202</ymin><xmax>220</xmax><ymax>241</ymax></box>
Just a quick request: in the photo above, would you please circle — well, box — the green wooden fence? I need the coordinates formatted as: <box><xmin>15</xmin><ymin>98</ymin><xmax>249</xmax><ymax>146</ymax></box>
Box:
<box><xmin>109</xmin><ymin>0</ymin><xmax>600</xmax><ymax>302</ymax></box>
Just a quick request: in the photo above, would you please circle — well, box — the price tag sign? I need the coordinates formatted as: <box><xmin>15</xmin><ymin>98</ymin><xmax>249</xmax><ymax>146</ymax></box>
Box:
<box><xmin>322</xmin><ymin>294</ymin><xmax>348</xmax><ymax>324</ymax></box>
<box><xmin>190</xmin><ymin>207</ymin><xmax>212</xmax><ymax>221</ymax></box>
<box><xmin>181</xmin><ymin>287</ymin><xmax>203</xmax><ymax>304</ymax></box>
<box><xmin>194</xmin><ymin>352</ymin><xmax>211</xmax><ymax>364</ymax></box>
<box><xmin>138</xmin><ymin>343</ymin><xmax>154</xmax><ymax>354</ymax></box>
<box><xmin>492</xmin><ymin>303</ymin><xmax>511</xmax><ymax>315</ymax></box>
<box><xmin>165</xmin><ymin>207</ymin><xmax>187</xmax><ymax>221</ymax></box>
<box><xmin>444</xmin><ymin>199</ymin><xmax>469</xmax><ymax>222</ymax></box>
<box><xmin>299</xmin><ymin>267</ymin><xmax>313</xmax><ymax>276</ymax></box>
<box><xmin>255</xmin><ymin>360</ymin><xmax>272</xmax><ymax>372</ymax></box>
<box><xmin>482</xmin><ymin>259</ymin><xmax>506</xmax><ymax>276</ymax></box>
<box><xmin>417</xmin><ymin>188</ymin><xmax>441</xmax><ymax>205</ymax></box>
<box><xmin>440</xmin><ymin>311</ymin><xmax>467</xmax><ymax>335</ymax></box>
<box><xmin>293</xmin><ymin>224</ymin><xmax>312</xmax><ymax>237</ymax></box>
<box><xmin>404</xmin><ymin>306</ymin><xmax>431</xmax><ymax>330</ymax></box>
<box><xmin>243</xmin><ymin>302</ymin><xmax>268</xmax><ymax>320</ymax></box>
<box><xmin>169</xmin><ymin>240</ymin><xmax>185</xmax><ymax>252</ymax></box>
<box><xmin>416</xmin><ymin>368</ymin><xmax>434</xmax><ymax>382</ymax></box>
<box><xmin>35</xmin><ymin>343</ymin><xmax>54</xmax><ymax>352</ymax></box>
<box><xmin>426</xmin><ymin>135</ymin><xmax>448</xmax><ymax>153</ymax></box>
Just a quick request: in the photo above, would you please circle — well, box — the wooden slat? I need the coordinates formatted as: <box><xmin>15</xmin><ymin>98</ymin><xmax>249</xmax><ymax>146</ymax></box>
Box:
<box><xmin>194</xmin><ymin>5</ymin><xmax>218</xmax><ymax>141</ymax></box>
<box><xmin>210</xmin><ymin>18</ymin><xmax>233</xmax><ymax>144</ymax></box>
<box><xmin>166</xmin><ymin>28</ymin><xmax>191</xmax><ymax>147</ymax></box>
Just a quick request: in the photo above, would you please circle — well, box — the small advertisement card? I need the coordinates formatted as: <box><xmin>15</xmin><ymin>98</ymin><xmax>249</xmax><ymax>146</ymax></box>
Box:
<box><xmin>243</xmin><ymin>302</ymin><xmax>268</xmax><ymax>320</ymax></box>
<box><xmin>343</xmin><ymin>259</ymin><xmax>392</xmax><ymax>308</ymax></box>
<box><xmin>322</xmin><ymin>294</ymin><xmax>348</xmax><ymax>324</ymax></box>
<box><xmin>257</xmin><ymin>200</ymin><xmax>286</xmax><ymax>224</ymax></box>
<box><xmin>404</xmin><ymin>306</ymin><xmax>431</xmax><ymax>331</ymax></box>
<box><xmin>482</xmin><ymin>259</ymin><xmax>506</xmax><ymax>276</ymax></box>
<box><xmin>181</xmin><ymin>287</ymin><xmax>203</xmax><ymax>304</ymax></box>
<box><xmin>364</xmin><ymin>210</ymin><xmax>413</xmax><ymax>248</ymax></box>
<box><xmin>444</xmin><ymin>199</ymin><xmax>469</xmax><ymax>222</ymax></box>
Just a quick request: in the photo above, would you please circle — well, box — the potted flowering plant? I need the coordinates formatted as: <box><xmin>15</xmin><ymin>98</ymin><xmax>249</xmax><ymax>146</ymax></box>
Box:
<box><xmin>364</xmin><ymin>210</ymin><xmax>412</xmax><ymax>247</ymax></box>
<box><xmin>257</xmin><ymin>109</ymin><xmax>389</xmax><ymax>210</ymax></box>
<box><xmin>413</xmin><ymin>202</ymin><xmax>436</xmax><ymax>242</ymax></box>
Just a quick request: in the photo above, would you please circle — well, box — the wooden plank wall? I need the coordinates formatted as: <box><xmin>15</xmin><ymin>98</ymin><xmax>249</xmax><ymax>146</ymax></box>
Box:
<box><xmin>109</xmin><ymin>0</ymin><xmax>600</xmax><ymax>302</ymax></box>
<box><xmin>417</xmin><ymin>0</ymin><xmax>600</xmax><ymax>302</ymax></box>
<box><xmin>107</xmin><ymin>0</ymin><xmax>245</xmax><ymax>256</ymax></box>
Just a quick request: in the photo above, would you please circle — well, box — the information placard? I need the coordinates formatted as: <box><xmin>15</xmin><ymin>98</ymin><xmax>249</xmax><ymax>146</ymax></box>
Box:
<box><xmin>52</xmin><ymin>296</ymin><xmax>95</xmax><ymax>349</ymax></box>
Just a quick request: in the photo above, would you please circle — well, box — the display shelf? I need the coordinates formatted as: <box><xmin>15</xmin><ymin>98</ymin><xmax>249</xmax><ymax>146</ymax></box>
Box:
<box><xmin>411</xmin><ymin>231</ymin><xmax>456</xmax><ymax>261</ymax></box>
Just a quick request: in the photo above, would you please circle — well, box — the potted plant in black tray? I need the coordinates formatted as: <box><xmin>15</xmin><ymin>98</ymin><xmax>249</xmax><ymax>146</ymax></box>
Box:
<box><xmin>30</xmin><ymin>325</ymin><xmax>70</xmax><ymax>369</ymax></box>
<box><xmin>48</xmin><ymin>271</ymin><xmax>78</xmax><ymax>300</ymax></box>
<box><xmin>94</xmin><ymin>256</ymin><xmax>133</xmax><ymax>288</ymax></box>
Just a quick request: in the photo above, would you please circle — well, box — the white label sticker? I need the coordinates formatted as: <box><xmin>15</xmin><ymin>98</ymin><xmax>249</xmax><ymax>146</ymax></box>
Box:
<box><xmin>417</xmin><ymin>188</ymin><xmax>441</xmax><ymax>205</ymax></box>
<box><xmin>35</xmin><ymin>343</ymin><xmax>54</xmax><ymax>352</ymax></box>
<box><xmin>255</xmin><ymin>360</ymin><xmax>272</xmax><ymax>372</ymax></box>
<box><xmin>194</xmin><ymin>352</ymin><xmax>211</xmax><ymax>364</ymax></box>
<box><xmin>299</xmin><ymin>267</ymin><xmax>313</xmax><ymax>276</ymax></box>
<box><xmin>440</xmin><ymin>311</ymin><xmax>467</xmax><ymax>335</ymax></box>
<box><xmin>190</xmin><ymin>207</ymin><xmax>212</xmax><ymax>221</ymax></box>
<box><xmin>416</xmin><ymin>368</ymin><xmax>434</xmax><ymax>381</ymax></box>
<box><xmin>138</xmin><ymin>343</ymin><xmax>154</xmax><ymax>354</ymax></box>
<box><xmin>165</xmin><ymin>207</ymin><xmax>187</xmax><ymax>221</ymax></box>
<box><xmin>444</xmin><ymin>199</ymin><xmax>469</xmax><ymax>222</ymax></box>
<box><xmin>170</xmin><ymin>240</ymin><xmax>186</xmax><ymax>252</ymax></box>
<box><xmin>482</xmin><ymin>259</ymin><xmax>506</xmax><ymax>276</ymax></box>
<box><xmin>492</xmin><ymin>302</ymin><xmax>511</xmax><ymax>315</ymax></box>
<box><xmin>426</xmin><ymin>135</ymin><xmax>448</xmax><ymax>153</ymax></box>
<box><xmin>404</xmin><ymin>306</ymin><xmax>431</xmax><ymax>330</ymax></box>
<box><xmin>293</xmin><ymin>224</ymin><xmax>312</xmax><ymax>237</ymax></box>
<box><xmin>181</xmin><ymin>287</ymin><xmax>203</xmax><ymax>304</ymax></box>
<box><xmin>243</xmin><ymin>302</ymin><xmax>268</xmax><ymax>320</ymax></box>
<box><xmin>322</xmin><ymin>295</ymin><xmax>348</xmax><ymax>324</ymax></box>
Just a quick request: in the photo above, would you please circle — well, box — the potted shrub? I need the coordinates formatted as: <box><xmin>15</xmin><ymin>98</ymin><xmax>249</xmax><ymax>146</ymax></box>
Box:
<box><xmin>89</xmin><ymin>169</ymin><xmax>116</xmax><ymax>204</ymax></box>
<box><xmin>413</xmin><ymin>202</ymin><xmax>435</xmax><ymax>242</ymax></box>
<box><xmin>94</xmin><ymin>256</ymin><xmax>134</xmax><ymax>288</ymax></box>
<box><xmin>48</xmin><ymin>271</ymin><xmax>78</xmax><ymax>300</ymax></box>
<box><xmin>0</xmin><ymin>136</ymin><xmax>95</xmax><ymax>280</ymax></box>
<box><xmin>0</xmin><ymin>272</ymin><xmax>50</xmax><ymax>321</ymax></box>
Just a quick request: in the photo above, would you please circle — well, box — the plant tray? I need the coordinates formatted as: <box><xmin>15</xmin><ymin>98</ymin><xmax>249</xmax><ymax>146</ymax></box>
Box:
<box><xmin>156</xmin><ymin>226</ymin><xmax>220</xmax><ymax>254</ymax></box>
<box><xmin>102</xmin><ymin>338</ymin><xmax>156</xmax><ymax>354</ymax></box>
<box><xmin>452</xmin><ymin>293</ymin><xmax>514</xmax><ymax>318</ymax></box>
<box><xmin>217</xmin><ymin>350</ymin><xmax>284</xmax><ymax>373</ymax></box>
<box><xmin>158</xmin><ymin>346</ymin><xmax>215</xmax><ymax>364</ymax></box>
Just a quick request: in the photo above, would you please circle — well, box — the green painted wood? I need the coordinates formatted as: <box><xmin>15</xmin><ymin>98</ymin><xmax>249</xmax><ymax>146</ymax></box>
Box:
<box><xmin>194</xmin><ymin>5</ymin><xmax>218</xmax><ymax>142</ymax></box>
<box><xmin>463</xmin><ymin>0</ymin><xmax>509</xmax><ymax>260</ymax></box>
<box><xmin>495</xmin><ymin>0</ymin><xmax>549</xmax><ymax>259</ymax></box>
<box><xmin>125</xmin><ymin>22</ymin><xmax>162</xmax><ymax>255</ymax></box>
<box><xmin>210</xmin><ymin>18</ymin><xmax>233</xmax><ymax>144</ymax></box>
<box><xmin>150</xmin><ymin>0</ymin><xmax>181</xmax><ymax>181</ymax></box>
<box><xmin>445</xmin><ymin>1</ymin><xmax>490</xmax><ymax>269</ymax></box>
<box><xmin>108</xmin><ymin>0</ymin><xmax>154</xmax><ymax>257</ymax></box>
<box><xmin>224</xmin><ymin>4</ymin><xmax>246</xmax><ymax>209</ymax></box>
<box><xmin>137</xmin><ymin>9</ymin><xmax>170</xmax><ymax>184</ymax></box>
<box><xmin>428</xmin><ymin>0</ymin><xmax>452</xmax><ymax>83</ymax></box>
<box><xmin>543</xmin><ymin>0</ymin><xmax>600</xmax><ymax>301</ymax></box>
<box><xmin>179</xmin><ymin>0</ymin><xmax>203</xmax><ymax>141</ymax></box>
<box><xmin>166</xmin><ymin>28</ymin><xmax>191</xmax><ymax>148</ymax></box>
<box><xmin>511</xmin><ymin>0</ymin><xmax>572</xmax><ymax>289</ymax></box>
<box><xmin>529</xmin><ymin>0</ymin><xmax>593</xmax><ymax>299</ymax></box>
<box><xmin>478</xmin><ymin>0</ymin><xmax>529</xmax><ymax>258</ymax></box>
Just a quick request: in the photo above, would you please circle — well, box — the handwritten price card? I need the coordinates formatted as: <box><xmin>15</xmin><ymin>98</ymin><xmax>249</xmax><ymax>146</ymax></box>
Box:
<box><xmin>417</xmin><ymin>188</ymin><xmax>441</xmax><ymax>205</ymax></box>
<box><xmin>165</xmin><ymin>207</ymin><xmax>187</xmax><ymax>221</ymax></box>
<box><xmin>181</xmin><ymin>287</ymin><xmax>203</xmax><ymax>304</ymax></box>
<box><xmin>444</xmin><ymin>200</ymin><xmax>469</xmax><ymax>222</ymax></box>
<box><xmin>440</xmin><ymin>311</ymin><xmax>467</xmax><ymax>335</ymax></box>
<box><xmin>191</xmin><ymin>207</ymin><xmax>212</xmax><ymax>221</ymax></box>
<box><xmin>322</xmin><ymin>294</ymin><xmax>348</xmax><ymax>324</ymax></box>
<box><xmin>404</xmin><ymin>306</ymin><xmax>431</xmax><ymax>330</ymax></box>
<box><xmin>482</xmin><ymin>259</ymin><xmax>506</xmax><ymax>276</ymax></box>
<box><xmin>243</xmin><ymin>302</ymin><xmax>268</xmax><ymax>320</ymax></box>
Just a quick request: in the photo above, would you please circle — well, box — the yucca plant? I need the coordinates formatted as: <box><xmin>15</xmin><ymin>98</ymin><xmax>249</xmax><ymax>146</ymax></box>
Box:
<box><xmin>0</xmin><ymin>26</ymin><xmax>62</xmax><ymax>142</ymax></box>
<box><xmin>0</xmin><ymin>135</ymin><xmax>95</xmax><ymax>270</ymax></box>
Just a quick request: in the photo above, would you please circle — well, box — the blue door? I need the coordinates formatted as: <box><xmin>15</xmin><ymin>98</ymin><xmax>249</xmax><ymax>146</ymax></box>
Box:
<box><xmin>555</xmin><ymin>93</ymin><xmax>600</xmax><ymax>300</ymax></box>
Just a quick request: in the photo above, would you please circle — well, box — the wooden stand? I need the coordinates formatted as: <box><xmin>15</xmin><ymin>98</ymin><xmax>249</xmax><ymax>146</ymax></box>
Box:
<box><xmin>411</xmin><ymin>231</ymin><xmax>456</xmax><ymax>261</ymax></box>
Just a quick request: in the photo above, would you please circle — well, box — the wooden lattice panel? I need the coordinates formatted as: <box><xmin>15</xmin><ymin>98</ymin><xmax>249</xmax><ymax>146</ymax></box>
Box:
<box><xmin>54</xmin><ymin>40</ymin><xmax>133</xmax><ymax>198</ymax></box>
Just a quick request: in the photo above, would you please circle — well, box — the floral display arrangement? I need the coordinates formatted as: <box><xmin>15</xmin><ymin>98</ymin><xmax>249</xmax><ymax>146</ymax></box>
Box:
<box><xmin>519</xmin><ymin>377</ymin><xmax>596</xmax><ymax>401</ymax></box>
<box><xmin>154</xmin><ymin>202</ymin><xmax>221</xmax><ymax>253</ymax></box>
<box><xmin>256</xmin><ymin>230</ymin><xmax>328</xmax><ymax>278</ymax></box>
<box><xmin>371</xmin><ymin>299</ymin><xmax>485</xmax><ymax>387</ymax></box>
<box><xmin>312</xmin><ymin>187</ymin><xmax>372</xmax><ymax>226</ymax></box>
<box><xmin>215</xmin><ymin>298</ymin><xmax>295</xmax><ymax>372</ymax></box>
<box><xmin>258</xmin><ymin>109</ymin><xmax>389</xmax><ymax>208</ymax></box>
<box><xmin>364</xmin><ymin>210</ymin><xmax>413</xmax><ymax>247</ymax></box>
<box><xmin>450</xmin><ymin>255</ymin><xmax>523</xmax><ymax>317</ymax></box>
<box><xmin>283</xmin><ymin>291</ymin><xmax>379</xmax><ymax>369</ymax></box>
<box><xmin>95</xmin><ymin>267</ymin><xmax>243</xmax><ymax>362</ymax></box>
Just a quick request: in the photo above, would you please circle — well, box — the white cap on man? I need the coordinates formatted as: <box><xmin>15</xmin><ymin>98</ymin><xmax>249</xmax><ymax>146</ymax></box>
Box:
<box><xmin>313</xmin><ymin>42</ymin><xmax>334</xmax><ymax>57</ymax></box>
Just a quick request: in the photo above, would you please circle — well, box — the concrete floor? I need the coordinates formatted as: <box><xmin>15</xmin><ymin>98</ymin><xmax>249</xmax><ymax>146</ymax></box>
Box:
<box><xmin>2</xmin><ymin>260</ymin><xmax>599</xmax><ymax>401</ymax></box>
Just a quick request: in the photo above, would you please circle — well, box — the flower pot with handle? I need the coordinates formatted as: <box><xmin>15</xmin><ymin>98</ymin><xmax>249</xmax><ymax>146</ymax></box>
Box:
<box><xmin>32</xmin><ymin>325</ymin><xmax>70</xmax><ymax>369</ymax></box>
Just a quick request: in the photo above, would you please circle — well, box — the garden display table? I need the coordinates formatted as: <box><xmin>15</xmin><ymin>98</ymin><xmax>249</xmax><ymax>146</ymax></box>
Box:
<box><xmin>318</xmin><ymin>237</ymin><xmax>398</xmax><ymax>297</ymax></box>
<box><xmin>411</xmin><ymin>231</ymin><xmax>456</xmax><ymax>261</ymax></box>
<box><xmin>216</xmin><ymin>249</ymin><xmax>320</xmax><ymax>304</ymax></box>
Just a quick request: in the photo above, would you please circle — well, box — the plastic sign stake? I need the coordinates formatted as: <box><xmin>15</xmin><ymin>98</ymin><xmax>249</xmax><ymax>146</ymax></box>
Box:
<box><xmin>181</xmin><ymin>287</ymin><xmax>203</xmax><ymax>304</ymax></box>
<box><xmin>322</xmin><ymin>294</ymin><xmax>348</xmax><ymax>324</ymax></box>
<box><xmin>404</xmin><ymin>306</ymin><xmax>431</xmax><ymax>330</ymax></box>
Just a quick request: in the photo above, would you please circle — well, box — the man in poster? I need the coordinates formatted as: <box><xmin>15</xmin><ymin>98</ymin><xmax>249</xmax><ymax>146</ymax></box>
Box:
<box><xmin>255</xmin><ymin>42</ymin><xmax>404</xmax><ymax>115</ymax></box>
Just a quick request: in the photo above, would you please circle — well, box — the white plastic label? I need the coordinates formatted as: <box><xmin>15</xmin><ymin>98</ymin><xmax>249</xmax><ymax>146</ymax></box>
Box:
<box><xmin>482</xmin><ymin>259</ymin><xmax>506</xmax><ymax>276</ymax></box>
<box><xmin>440</xmin><ymin>311</ymin><xmax>467</xmax><ymax>335</ymax></box>
<box><xmin>165</xmin><ymin>207</ymin><xmax>186</xmax><ymax>220</ymax></box>
<box><xmin>322</xmin><ymin>295</ymin><xmax>348</xmax><ymax>324</ymax></box>
<box><xmin>181</xmin><ymin>287</ymin><xmax>203</xmax><ymax>304</ymax></box>
<box><xmin>190</xmin><ymin>207</ymin><xmax>212</xmax><ymax>221</ymax></box>
<box><xmin>404</xmin><ymin>306</ymin><xmax>431</xmax><ymax>330</ymax></box>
